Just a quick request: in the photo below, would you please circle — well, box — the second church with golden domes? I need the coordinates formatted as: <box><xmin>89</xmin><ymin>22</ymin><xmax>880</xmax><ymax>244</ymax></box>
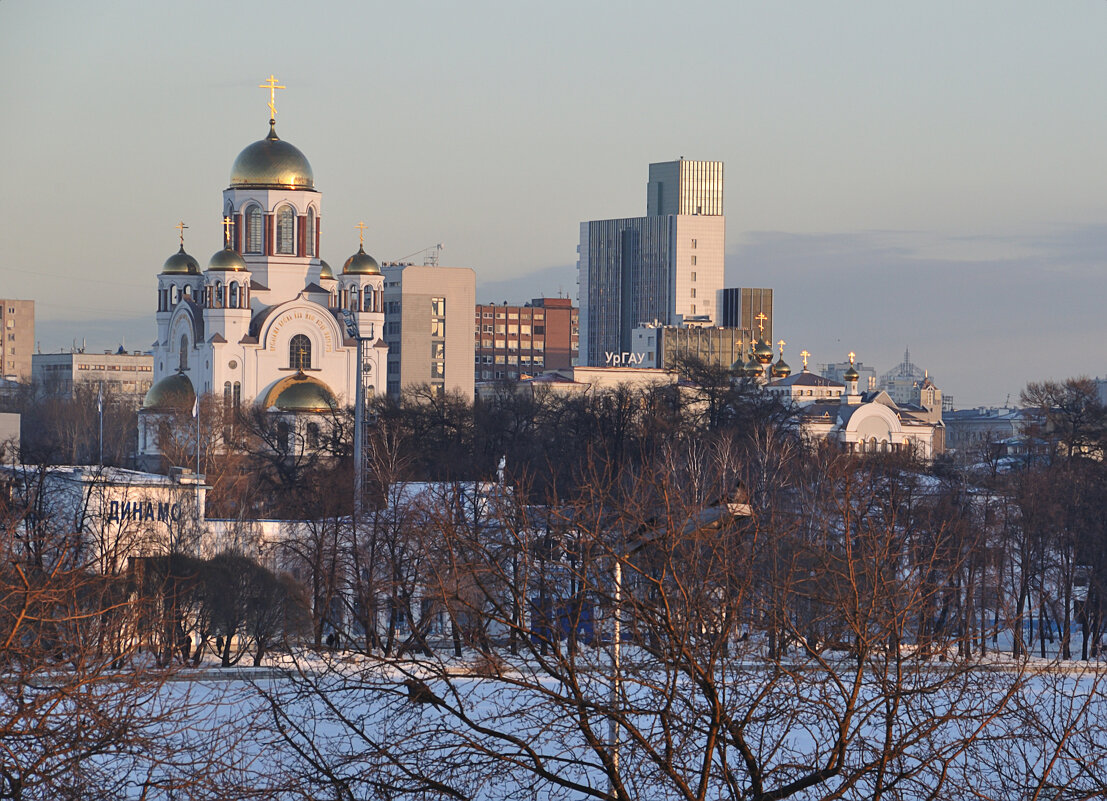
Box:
<box><xmin>139</xmin><ymin>78</ymin><xmax>387</xmax><ymax>462</ymax></box>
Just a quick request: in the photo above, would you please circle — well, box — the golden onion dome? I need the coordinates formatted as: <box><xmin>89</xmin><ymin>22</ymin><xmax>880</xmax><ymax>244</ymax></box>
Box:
<box><xmin>730</xmin><ymin>355</ymin><xmax>746</xmax><ymax>375</ymax></box>
<box><xmin>162</xmin><ymin>245</ymin><xmax>200</xmax><ymax>276</ymax></box>
<box><xmin>743</xmin><ymin>353</ymin><xmax>762</xmax><ymax>378</ymax></box>
<box><xmin>229</xmin><ymin>122</ymin><xmax>314</xmax><ymax>190</ymax></box>
<box><xmin>843</xmin><ymin>364</ymin><xmax>860</xmax><ymax>382</ymax></box>
<box><xmin>772</xmin><ymin>358</ymin><xmax>791</xmax><ymax>379</ymax></box>
<box><xmin>143</xmin><ymin>372</ymin><xmax>196</xmax><ymax>411</ymax></box>
<box><xmin>318</xmin><ymin>259</ymin><xmax>334</xmax><ymax>280</ymax></box>
<box><xmin>262</xmin><ymin>372</ymin><xmax>338</xmax><ymax>412</ymax></box>
<box><xmin>207</xmin><ymin>246</ymin><xmax>248</xmax><ymax>272</ymax></box>
<box><xmin>342</xmin><ymin>244</ymin><xmax>381</xmax><ymax>275</ymax></box>
<box><xmin>755</xmin><ymin>338</ymin><xmax>774</xmax><ymax>365</ymax></box>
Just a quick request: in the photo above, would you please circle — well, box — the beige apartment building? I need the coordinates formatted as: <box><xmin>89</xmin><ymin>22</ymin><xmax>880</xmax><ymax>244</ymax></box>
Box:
<box><xmin>0</xmin><ymin>299</ymin><xmax>34</xmax><ymax>382</ymax></box>
<box><xmin>382</xmin><ymin>263</ymin><xmax>475</xmax><ymax>400</ymax></box>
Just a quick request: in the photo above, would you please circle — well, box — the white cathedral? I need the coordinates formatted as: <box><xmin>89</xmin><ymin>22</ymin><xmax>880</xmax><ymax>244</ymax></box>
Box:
<box><xmin>139</xmin><ymin>85</ymin><xmax>386</xmax><ymax>463</ymax></box>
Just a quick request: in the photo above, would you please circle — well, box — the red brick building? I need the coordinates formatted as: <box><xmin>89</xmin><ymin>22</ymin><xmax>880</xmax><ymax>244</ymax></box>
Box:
<box><xmin>475</xmin><ymin>298</ymin><xmax>579</xmax><ymax>381</ymax></box>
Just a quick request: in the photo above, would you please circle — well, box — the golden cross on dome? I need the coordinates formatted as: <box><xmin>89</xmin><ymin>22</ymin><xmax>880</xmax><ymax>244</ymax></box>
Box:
<box><xmin>175</xmin><ymin>221</ymin><xmax>188</xmax><ymax>247</ymax></box>
<box><xmin>222</xmin><ymin>216</ymin><xmax>235</xmax><ymax>247</ymax></box>
<box><xmin>777</xmin><ymin>339</ymin><xmax>786</xmax><ymax>355</ymax></box>
<box><xmin>354</xmin><ymin>221</ymin><xmax>368</xmax><ymax>247</ymax></box>
<box><xmin>848</xmin><ymin>351</ymin><xmax>856</xmax><ymax>365</ymax></box>
<box><xmin>755</xmin><ymin>312</ymin><xmax>767</xmax><ymax>334</ymax></box>
<box><xmin>800</xmin><ymin>349</ymin><xmax>810</xmax><ymax>369</ymax></box>
<box><xmin>259</xmin><ymin>74</ymin><xmax>286</xmax><ymax>121</ymax></box>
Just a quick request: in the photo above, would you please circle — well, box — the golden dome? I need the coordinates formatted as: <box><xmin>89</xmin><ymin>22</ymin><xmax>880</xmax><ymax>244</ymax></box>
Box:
<box><xmin>771</xmin><ymin>358</ymin><xmax>791</xmax><ymax>379</ymax></box>
<box><xmin>843</xmin><ymin>364</ymin><xmax>860</xmax><ymax>382</ymax></box>
<box><xmin>318</xmin><ymin>259</ymin><xmax>334</xmax><ymax>280</ymax></box>
<box><xmin>229</xmin><ymin>122</ymin><xmax>314</xmax><ymax>190</ymax></box>
<box><xmin>207</xmin><ymin>246</ymin><xmax>248</xmax><ymax>272</ymax></box>
<box><xmin>342</xmin><ymin>244</ymin><xmax>380</xmax><ymax>275</ymax></box>
<box><xmin>754</xmin><ymin>338</ymin><xmax>774</xmax><ymax>365</ymax></box>
<box><xmin>162</xmin><ymin>245</ymin><xmax>200</xmax><ymax>276</ymax></box>
<box><xmin>143</xmin><ymin>372</ymin><xmax>195</xmax><ymax>411</ymax></box>
<box><xmin>262</xmin><ymin>372</ymin><xmax>338</xmax><ymax>412</ymax></box>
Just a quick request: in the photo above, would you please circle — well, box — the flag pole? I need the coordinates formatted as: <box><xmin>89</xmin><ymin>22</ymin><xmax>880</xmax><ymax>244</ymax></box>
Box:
<box><xmin>97</xmin><ymin>381</ymin><xmax>104</xmax><ymax>466</ymax></box>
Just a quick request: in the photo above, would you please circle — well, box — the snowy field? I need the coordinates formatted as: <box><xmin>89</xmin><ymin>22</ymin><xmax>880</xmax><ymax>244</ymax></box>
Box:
<box><xmin>53</xmin><ymin>647</ymin><xmax>1107</xmax><ymax>801</ymax></box>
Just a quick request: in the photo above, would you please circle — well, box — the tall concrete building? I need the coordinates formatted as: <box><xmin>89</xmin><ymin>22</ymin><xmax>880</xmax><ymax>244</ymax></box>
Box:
<box><xmin>383</xmin><ymin>263</ymin><xmax>475</xmax><ymax>400</ymax></box>
<box><xmin>578</xmin><ymin>160</ymin><xmax>725</xmax><ymax>366</ymax></box>
<box><xmin>0</xmin><ymin>299</ymin><xmax>34</xmax><ymax>382</ymax></box>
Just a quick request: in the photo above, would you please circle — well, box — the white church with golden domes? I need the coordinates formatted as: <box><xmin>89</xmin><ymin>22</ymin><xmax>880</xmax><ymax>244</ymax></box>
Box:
<box><xmin>139</xmin><ymin>79</ymin><xmax>387</xmax><ymax>463</ymax></box>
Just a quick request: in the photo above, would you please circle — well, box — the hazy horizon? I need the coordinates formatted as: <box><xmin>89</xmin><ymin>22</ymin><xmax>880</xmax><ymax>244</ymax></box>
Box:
<box><xmin>4</xmin><ymin>1</ymin><xmax>1106</xmax><ymax>408</ymax></box>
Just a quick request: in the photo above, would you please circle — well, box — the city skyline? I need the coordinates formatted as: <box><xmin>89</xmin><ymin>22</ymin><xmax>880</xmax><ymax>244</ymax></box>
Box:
<box><xmin>2</xmin><ymin>1</ymin><xmax>1106</xmax><ymax>407</ymax></box>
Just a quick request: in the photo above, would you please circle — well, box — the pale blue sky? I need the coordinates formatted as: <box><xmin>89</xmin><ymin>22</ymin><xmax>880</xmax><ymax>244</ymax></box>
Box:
<box><xmin>2</xmin><ymin>1</ymin><xmax>1105</xmax><ymax>406</ymax></box>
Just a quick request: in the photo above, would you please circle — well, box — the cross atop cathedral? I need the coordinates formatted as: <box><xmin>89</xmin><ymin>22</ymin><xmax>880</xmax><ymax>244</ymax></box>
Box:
<box><xmin>777</xmin><ymin>339</ymin><xmax>786</xmax><ymax>355</ymax></box>
<box><xmin>259</xmin><ymin>74</ymin><xmax>285</xmax><ymax>121</ymax></box>
<box><xmin>175</xmin><ymin>220</ymin><xmax>188</xmax><ymax>247</ymax></box>
<box><xmin>848</xmin><ymin>351</ymin><xmax>856</xmax><ymax>365</ymax></box>
<box><xmin>354</xmin><ymin>221</ymin><xmax>368</xmax><ymax>247</ymax></box>
<box><xmin>222</xmin><ymin>216</ymin><xmax>235</xmax><ymax>247</ymax></box>
<box><xmin>800</xmin><ymin>349</ymin><xmax>810</xmax><ymax>369</ymax></box>
<box><xmin>755</xmin><ymin>312</ymin><xmax>767</xmax><ymax>334</ymax></box>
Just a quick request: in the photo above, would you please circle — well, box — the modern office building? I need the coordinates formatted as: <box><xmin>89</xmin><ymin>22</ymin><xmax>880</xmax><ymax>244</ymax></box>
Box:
<box><xmin>474</xmin><ymin>297</ymin><xmax>578</xmax><ymax>382</ymax></box>
<box><xmin>33</xmin><ymin>350</ymin><xmax>154</xmax><ymax>400</ymax></box>
<box><xmin>0</xmin><ymin>299</ymin><xmax>34</xmax><ymax>382</ymax></box>
<box><xmin>578</xmin><ymin>160</ymin><xmax>725</xmax><ymax>365</ymax></box>
<box><xmin>630</xmin><ymin>323</ymin><xmax>754</xmax><ymax>371</ymax></box>
<box><xmin>717</xmin><ymin>287</ymin><xmax>773</xmax><ymax>342</ymax></box>
<box><xmin>383</xmin><ymin>263</ymin><xmax>475</xmax><ymax>400</ymax></box>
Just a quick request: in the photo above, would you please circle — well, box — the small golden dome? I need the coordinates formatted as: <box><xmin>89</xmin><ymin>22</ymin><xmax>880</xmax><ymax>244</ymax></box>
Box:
<box><xmin>755</xmin><ymin>338</ymin><xmax>774</xmax><ymax>365</ymax></box>
<box><xmin>229</xmin><ymin>122</ymin><xmax>314</xmax><ymax>190</ymax></box>
<box><xmin>843</xmin><ymin>364</ymin><xmax>860</xmax><ymax>382</ymax></box>
<box><xmin>743</xmin><ymin>352</ymin><xmax>762</xmax><ymax>378</ymax></box>
<box><xmin>143</xmin><ymin>372</ymin><xmax>195</xmax><ymax>411</ymax></box>
<box><xmin>319</xmin><ymin>260</ymin><xmax>334</xmax><ymax>280</ymax></box>
<box><xmin>342</xmin><ymin>244</ymin><xmax>380</xmax><ymax>275</ymax></box>
<box><xmin>162</xmin><ymin>245</ymin><xmax>200</xmax><ymax>276</ymax></box>
<box><xmin>262</xmin><ymin>372</ymin><xmax>338</xmax><ymax>412</ymax></box>
<box><xmin>207</xmin><ymin>247</ymin><xmax>248</xmax><ymax>272</ymax></box>
<box><xmin>772</xmin><ymin>358</ymin><xmax>791</xmax><ymax>379</ymax></box>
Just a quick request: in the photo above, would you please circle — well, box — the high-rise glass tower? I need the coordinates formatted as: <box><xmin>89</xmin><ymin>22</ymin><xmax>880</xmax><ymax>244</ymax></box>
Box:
<box><xmin>578</xmin><ymin>160</ymin><xmax>725</xmax><ymax>366</ymax></box>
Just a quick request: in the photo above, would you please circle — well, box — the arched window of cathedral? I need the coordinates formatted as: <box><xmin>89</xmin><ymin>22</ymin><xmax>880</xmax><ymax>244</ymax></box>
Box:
<box><xmin>215</xmin><ymin>281</ymin><xmax>224</xmax><ymax>307</ymax></box>
<box><xmin>224</xmin><ymin>381</ymin><xmax>232</xmax><ymax>408</ymax></box>
<box><xmin>306</xmin><ymin>207</ymin><xmax>316</xmax><ymax>256</ymax></box>
<box><xmin>276</xmin><ymin>205</ymin><xmax>295</xmax><ymax>254</ymax></box>
<box><xmin>276</xmin><ymin>420</ymin><xmax>291</xmax><ymax>454</ymax></box>
<box><xmin>182</xmin><ymin>285</ymin><xmax>192</xmax><ymax>300</ymax></box>
<box><xmin>179</xmin><ymin>335</ymin><xmax>189</xmax><ymax>371</ymax></box>
<box><xmin>349</xmin><ymin>288</ymin><xmax>359</xmax><ymax>312</ymax></box>
<box><xmin>290</xmin><ymin>334</ymin><xmax>311</xmax><ymax>371</ymax></box>
<box><xmin>170</xmin><ymin>285</ymin><xmax>179</xmax><ymax>305</ymax></box>
<box><xmin>245</xmin><ymin>205</ymin><xmax>263</xmax><ymax>254</ymax></box>
<box><xmin>330</xmin><ymin>290</ymin><xmax>337</xmax><ymax>308</ymax></box>
<box><xmin>306</xmin><ymin>422</ymin><xmax>320</xmax><ymax>449</ymax></box>
<box><xmin>229</xmin><ymin>282</ymin><xmax>239</xmax><ymax>308</ymax></box>
<box><xmin>233</xmin><ymin>381</ymin><xmax>241</xmax><ymax>407</ymax></box>
<box><xmin>363</xmin><ymin>291</ymin><xmax>372</xmax><ymax>312</ymax></box>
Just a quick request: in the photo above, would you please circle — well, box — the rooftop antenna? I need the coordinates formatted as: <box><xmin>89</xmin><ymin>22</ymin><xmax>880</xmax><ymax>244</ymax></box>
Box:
<box><xmin>393</xmin><ymin>243</ymin><xmax>443</xmax><ymax>266</ymax></box>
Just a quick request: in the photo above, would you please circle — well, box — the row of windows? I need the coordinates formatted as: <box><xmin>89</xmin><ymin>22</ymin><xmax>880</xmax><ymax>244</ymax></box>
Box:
<box><xmin>238</xmin><ymin>204</ymin><xmax>317</xmax><ymax>257</ymax></box>
<box><xmin>477</xmin><ymin>355</ymin><xmax>544</xmax><ymax>365</ymax></box>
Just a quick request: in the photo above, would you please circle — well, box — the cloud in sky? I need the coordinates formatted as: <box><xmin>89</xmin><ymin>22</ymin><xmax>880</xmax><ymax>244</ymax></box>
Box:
<box><xmin>735</xmin><ymin>225</ymin><xmax>1107</xmax><ymax>408</ymax></box>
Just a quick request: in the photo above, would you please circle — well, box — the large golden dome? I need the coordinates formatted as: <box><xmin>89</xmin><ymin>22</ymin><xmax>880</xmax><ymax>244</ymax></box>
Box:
<box><xmin>143</xmin><ymin>372</ymin><xmax>196</xmax><ymax>411</ymax></box>
<box><xmin>230</xmin><ymin>122</ymin><xmax>314</xmax><ymax>190</ymax></box>
<box><xmin>262</xmin><ymin>372</ymin><xmax>338</xmax><ymax>412</ymax></box>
